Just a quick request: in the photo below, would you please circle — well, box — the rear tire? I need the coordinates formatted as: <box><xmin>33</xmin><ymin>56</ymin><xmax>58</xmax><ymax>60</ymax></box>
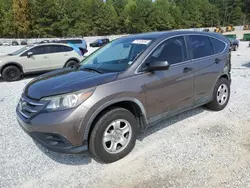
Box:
<box><xmin>89</xmin><ymin>108</ymin><xmax>138</xmax><ymax>163</ymax></box>
<box><xmin>206</xmin><ymin>78</ymin><xmax>230</xmax><ymax>111</ymax></box>
<box><xmin>2</xmin><ymin>66</ymin><xmax>21</xmax><ymax>82</ymax></box>
<box><xmin>65</xmin><ymin>60</ymin><xmax>78</xmax><ymax>68</ymax></box>
<box><xmin>234</xmin><ymin>45</ymin><xmax>238</xmax><ymax>51</ymax></box>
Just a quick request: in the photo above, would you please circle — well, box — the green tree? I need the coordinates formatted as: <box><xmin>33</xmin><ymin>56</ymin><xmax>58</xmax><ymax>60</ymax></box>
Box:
<box><xmin>124</xmin><ymin>0</ymin><xmax>154</xmax><ymax>33</ymax></box>
<box><xmin>32</xmin><ymin>0</ymin><xmax>63</xmax><ymax>37</ymax></box>
<box><xmin>1</xmin><ymin>8</ymin><xmax>15</xmax><ymax>37</ymax></box>
<box><xmin>169</xmin><ymin>2</ymin><xmax>182</xmax><ymax>29</ymax></box>
<box><xmin>112</xmin><ymin>0</ymin><xmax>128</xmax><ymax>33</ymax></box>
<box><xmin>96</xmin><ymin>0</ymin><xmax>118</xmax><ymax>35</ymax></box>
<box><xmin>150</xmin><ymin>0</ymin><xmax>175</xmax><ymax>31</ymax></box>
<box><xmin>12</xmin><ymin>0</ymin><xmax>31</xmax><ymax>37</ymax></box>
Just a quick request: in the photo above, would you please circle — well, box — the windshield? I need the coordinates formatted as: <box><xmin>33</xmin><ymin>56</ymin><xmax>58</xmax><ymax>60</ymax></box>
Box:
<box><xmin>9</xmin><ymin>45</ymin><xmax>33</xmax><ymax>56</ymax></box>
<box><xmin>80</xmin><ymin>38</ymin><xmax>152</xmax><ymax>73</ymax></box>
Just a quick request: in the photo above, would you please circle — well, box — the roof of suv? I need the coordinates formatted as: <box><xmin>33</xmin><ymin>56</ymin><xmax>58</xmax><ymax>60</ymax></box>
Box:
<box><xmin>124</xmin><ymin>30</ymin><xmax>227</xmax><ymax>42</ymax></box>
<box><xmin>33</xmin><ymin>43</ymin><xmax>71</xmax><ymax>47</ymax></box>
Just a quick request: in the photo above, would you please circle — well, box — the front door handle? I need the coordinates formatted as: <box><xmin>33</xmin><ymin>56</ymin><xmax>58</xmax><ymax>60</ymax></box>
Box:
<box><xmin>183</xmin><ymin>67</ymin><xmax>193</xmax><ymax>73</ymax></box>
<box><xmin>215</xmin><ymin>58</ymin><xmax>221</xmax><ymax>64</ymax></box>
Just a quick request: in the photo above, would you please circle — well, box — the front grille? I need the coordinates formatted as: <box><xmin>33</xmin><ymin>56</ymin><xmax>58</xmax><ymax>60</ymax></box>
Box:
<box><xmin>17</xmin><ymin>95</ymin><xmax>46</xmax><ymax>120</ymax></box>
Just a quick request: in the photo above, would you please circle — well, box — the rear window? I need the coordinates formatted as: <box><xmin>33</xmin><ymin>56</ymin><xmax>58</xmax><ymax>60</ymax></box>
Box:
<box><xmin>65</xmin><ymin>40</ymin><xmax>82</xmax><ymax>44</ymax></box>
<box><xmin>189</xmin><ymin>35</ymin><xmax>214</xmax><ymax>59</ymax></box>
<box><xmin>210</xmin><ymin>38</ymin><xmax>226</xmax><ymax>54</ymax></box>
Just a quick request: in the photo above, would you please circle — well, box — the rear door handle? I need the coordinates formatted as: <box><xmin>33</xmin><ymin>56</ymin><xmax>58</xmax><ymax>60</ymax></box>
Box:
<box><xmin>215</xmin><ymin>58</ymin><xmax>221</xmax><ymax>64</ymax></box>
<box><xmin>183</xmin><ymin>67</ymin><xmax>193</xmax><ymax>73</ymax></box>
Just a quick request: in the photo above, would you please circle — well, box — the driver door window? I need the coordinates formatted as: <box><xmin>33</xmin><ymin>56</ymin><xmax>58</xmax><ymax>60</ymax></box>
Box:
<box><xmin>148</xmin><ymin>36</ymin><xmax>187</xmax><ymax>65</ymax></box>
<box><xmin>31</xmin><ymin>46</ymin><xmax>50</xmax><ymax>55</ymax></box>
<box><xmin>21</xmin><ymin>46</ymin><xmax>50</xmax><ymax>56</ymax></box>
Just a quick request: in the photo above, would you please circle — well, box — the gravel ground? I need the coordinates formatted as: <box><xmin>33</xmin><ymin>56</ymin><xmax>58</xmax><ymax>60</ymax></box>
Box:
<box><xmin>0</xmin><ymin>42</ymin><xmax>250</xmax><ymax>188</ymax></box>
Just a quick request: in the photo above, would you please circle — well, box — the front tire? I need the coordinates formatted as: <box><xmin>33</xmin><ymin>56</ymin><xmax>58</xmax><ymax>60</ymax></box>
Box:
<box><xmin>65</xmin><ymin>60</ymin><xmax>78</xmax><ymax>68</ymax></box>
<box><xmin>206</xmin><ymin>78</ymin><xmax>230</xmax><ymax>111</ymax></box>
<box><xmin>2</xmin><ymin>66</ymin><xmax>21</xmax><ymax>82</ymax></box>
<box><xmin>89</xmin><ymin>108</ymin><xmax>138</xmax><ymax>163</ymax></box>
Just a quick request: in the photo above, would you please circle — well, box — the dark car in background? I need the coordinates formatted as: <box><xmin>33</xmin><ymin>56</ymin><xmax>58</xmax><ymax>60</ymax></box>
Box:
<box><xmin>228</xmin><ymin>38</ymin><xmax>239</xmax><ymax>51</ymax></box>
<box><xmin>20</xmin><ymin>40</ymin><xmax>28</xmax><ymax>45</ymax></box>
<box><xmin>12</xmin><ymin>41</ymin><xmax>19</xmax><ymax>46</ymax></box>
<box><xmin>90</xmin><ymin>38</ymin><xmax>110</xmax><ymax>47</ymax></box>
<box><xmin>16</xmin><ymin>31</ymin><xmax>231</xmax><ymax>163</ymax></box>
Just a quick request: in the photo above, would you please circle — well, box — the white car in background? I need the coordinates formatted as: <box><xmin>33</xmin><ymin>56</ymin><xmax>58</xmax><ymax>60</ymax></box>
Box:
<box><xmin>2</xmin><ymin>42</ymin><xmax>11</xmax><ymax>46</ymax></box>
<box><xmin>0</xmin><ymin>43</ymin><xmax>84</xmax><ymax>81</ymax></box>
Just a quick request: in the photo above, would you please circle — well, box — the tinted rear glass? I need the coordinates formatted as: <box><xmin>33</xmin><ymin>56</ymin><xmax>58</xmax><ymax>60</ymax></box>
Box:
<box><xmin>148</xmin><ymin>36</ymin><xmax>187</xmax><ymax>65</ymax></box>
<box><xmin>189</xmin><ymin>35</ymin><xmax>214</xmax><ymax>59</ymax></box>
<box><xmin>61</xmin><ymin>40</ymin><xmax>82</xmax><ymax>44</ymax></box>
<box><xmin>48</xmin><ymin>45</ymin><xmax>73</xmax><ymax>53</ymax></box>
<box><xmin>210</xmin><ymin>37</ymin><xmax>226</xmax><ymax>54</ymax></box>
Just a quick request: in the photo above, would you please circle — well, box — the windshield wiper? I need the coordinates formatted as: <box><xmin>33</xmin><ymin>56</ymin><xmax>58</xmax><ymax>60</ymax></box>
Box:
<box><xmin>80</xmin><ymin>67</ymin><xmax>103</xmax><ymax>74</ymax></box>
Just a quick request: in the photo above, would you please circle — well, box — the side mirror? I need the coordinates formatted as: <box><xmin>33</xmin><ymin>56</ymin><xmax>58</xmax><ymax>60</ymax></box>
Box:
<box><xmin>27</xmin><ymin>52</ymin><xmax>33</xmax><ymax>58</ymax></box>
<box><xmin>144</xmin><ymin>60</ymin><xmax>170</xmax><ymax>72</ymax></box>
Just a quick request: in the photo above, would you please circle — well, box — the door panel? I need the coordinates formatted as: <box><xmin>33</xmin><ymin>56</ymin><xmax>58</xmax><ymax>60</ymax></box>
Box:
<box><xmin>49</xmin><ymin>52</ymin><xmax>67</xmax><ymax>69</ymax></box>
<box><xmin>48</xmin><ymin>45</ymin><xmax>74</xmax><ymax>69</ymax></box>
<box><xmin>192</xmin><ymin>55</ymin><xmax>224</xmax><ymax>105</ymax></box>
<box><xmin>143</xmin><ymin>62</ymin><xmax>194</xmax><ymax>123</ymax></box>
<box><xmin>187</xmin><ymin>35</ymin><xmax>226</xmax><ymax>105</ymax></box>
<box><xmin>20</xmin><ymin>46</ymin><xmax>51</xmax><ymax>72</ymax></box>
<box><xmin>142</xmin><ymin>36</ymin><xmax>194</xmax><ymax>124</ymax></box>
<box><xmin>22</xmin><ymin>55</ymin><xmax>50</xmax><ymax>72</ymax></box>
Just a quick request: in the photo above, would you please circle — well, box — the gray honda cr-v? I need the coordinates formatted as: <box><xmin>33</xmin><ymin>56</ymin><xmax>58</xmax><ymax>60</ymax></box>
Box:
<box><xmin>16</xmin><ymin>31</ymin><xmax>231</xmax><ymax>163</ymax></box>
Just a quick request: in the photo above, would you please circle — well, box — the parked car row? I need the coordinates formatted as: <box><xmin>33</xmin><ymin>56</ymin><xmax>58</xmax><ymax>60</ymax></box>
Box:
<box><xmin>0</xmin><ymin>40</ymin><xmax>28</xmax><ymax>46</ymax></box>
<box><xmin>15</xmin><ymin>31</ymin><xmax>232</xmax><ymax>163</ymax></box>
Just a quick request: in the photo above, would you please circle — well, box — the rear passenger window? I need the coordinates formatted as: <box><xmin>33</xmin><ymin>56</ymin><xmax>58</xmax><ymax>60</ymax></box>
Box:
<box><xmin>48</xmin><ymin>45</ymin><xmax>72</xmax><ymax>53</ymax></box>
<box><xmin>210</xmin><ymin>38</ymin><xmax>226</xmax><ymax>54</ymax></box>
<box><xmin>148</xmin><ymin>36</ymin><xmax>187</xmax><ymax>65</ymax></box>
<box><xmin>189</xmin><ymin>35</ymin><xmax>214</xmax><ymax>59</ymax></box>
<box><xmin>63</xmin><ymin>46</ymin><xmax>73</xmax><ymax>52</ymax></box>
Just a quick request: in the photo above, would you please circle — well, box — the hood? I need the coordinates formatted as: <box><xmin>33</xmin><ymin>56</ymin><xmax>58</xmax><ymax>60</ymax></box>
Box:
<box><xmin>0</xmin><ymin>55</ymin><xmax>11</xmax><ymax>61</ymax></box>
<box><xmin>24</xmin><ymin>68</ymin><xmax>119</xmax><ymax>100</ymax></box>
<box><xmin>0</xmin><ymin>55</ymin><xmax>18</xmax><ymax>64</ymax></box>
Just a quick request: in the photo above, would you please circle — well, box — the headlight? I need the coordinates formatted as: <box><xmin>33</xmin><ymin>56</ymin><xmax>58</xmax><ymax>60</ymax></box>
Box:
<box><xmin>42</xmin><ymin>88</ymin><xmax>95</xmax><ymax>111</ymax></box>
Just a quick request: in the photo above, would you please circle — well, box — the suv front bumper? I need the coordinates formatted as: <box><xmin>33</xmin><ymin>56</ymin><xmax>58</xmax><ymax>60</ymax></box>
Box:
<box><xmin>16</xmin><ymin>104</ymin><xmax>89</xmax><ymax>154</ymax></box>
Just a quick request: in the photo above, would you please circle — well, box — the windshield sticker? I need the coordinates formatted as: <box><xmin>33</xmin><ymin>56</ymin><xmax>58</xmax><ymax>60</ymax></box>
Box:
<box><xmin>132</xmin><ymin>40</ymin><xmax>151</xmax><ymax>45</ymax></box>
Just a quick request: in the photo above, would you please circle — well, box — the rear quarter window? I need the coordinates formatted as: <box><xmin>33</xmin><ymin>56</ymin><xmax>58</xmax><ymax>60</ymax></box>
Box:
<box><xmin>210</xmin><ymin>38</ymin><xmax>226</xmax><ymax>54</ymax></box>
